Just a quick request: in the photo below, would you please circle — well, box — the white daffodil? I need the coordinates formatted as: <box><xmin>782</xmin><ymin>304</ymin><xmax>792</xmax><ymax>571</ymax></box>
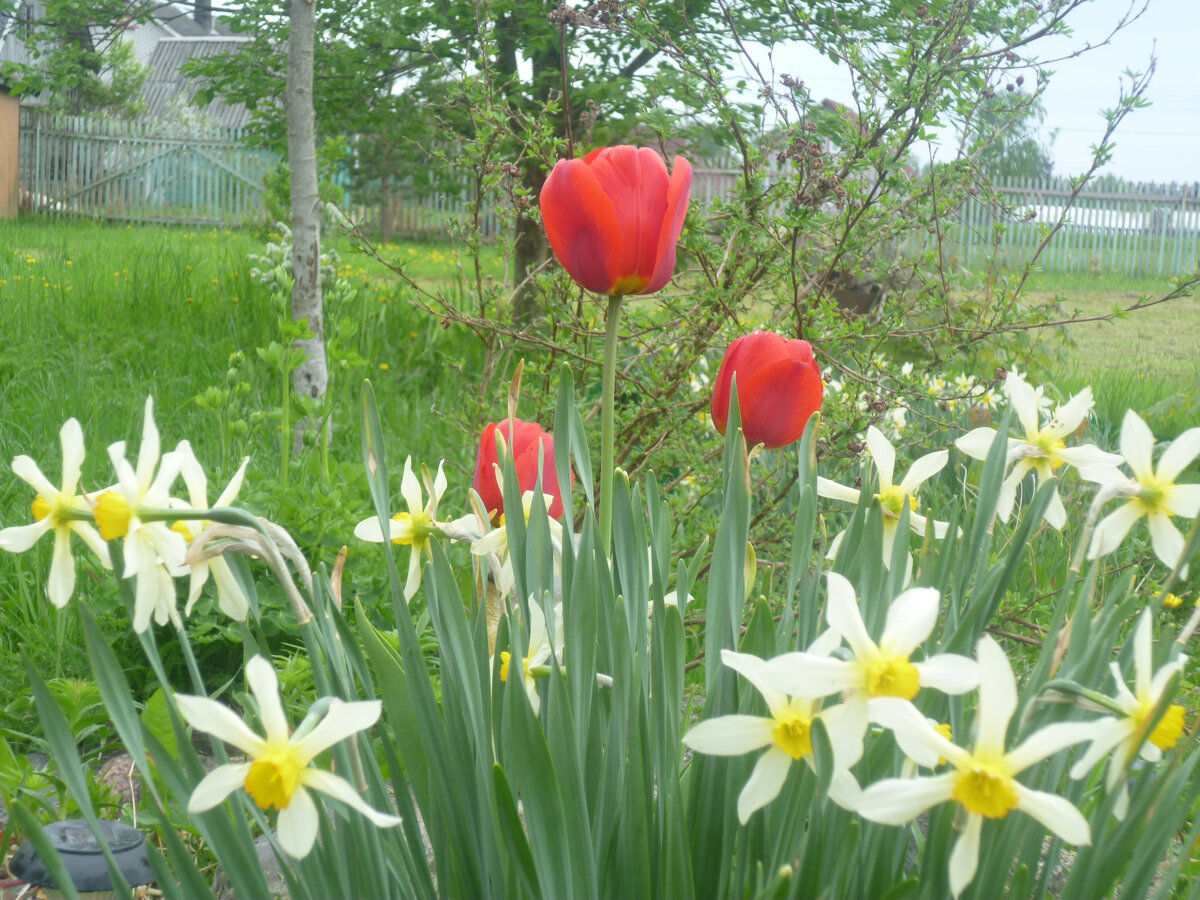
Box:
<box><xmin>1070</xmin><ymin>608</ymin><xmax>1188</xmax><ymax>818</ymax></box>
<box><xmin>494</xmin><ymin>598</ymin><xmax>563</xmax><ymax>715</ymax></box>
<box><xmin>1084</xmin><ymin>410</ymin><xmax>1200</xmax><ymax>572</ymax></box>
<box><xmin>175</xmin><ymin>656</ymin><xmax>401</xmax><ymax>859</ymax></box>
<box><xmin>857</xmin><ymin>636</ymin><xmax>1091</xmax><ymax>898</ymax></box>
<box><xmin>173</xmin><ymin>442</ymin><xmax>251</xmax><ymax>621</ymax></box>
<box><xmin>94</xmin><ymin>397</ymin><xmax>189</xmax><ymax>633</ymax></box>
<box><xmin>818</xmin><ymin>426</ymin><xmax>951</xmax><ymax>574</ymax></box>
<box><xmin>0</xmin><ymin>418</ymin><xmax>112</xmax><ymax>607</ymax></box>
<box><xmin>771</xmin><ymin>572</ymin><xmax>978</xmax><ymax>763</ymax></box>
<box><xmin>955</xmin><ymin>374</ymin><xmax>1121</xmax><ymax>530</ymax></box>
<box><xmin>471</xmin><ymin>490</ymin><xmax>564</xmax><ymax>597</ymax></box>
<box><xmin>354</xmin><ymin>456</ymin><xmax>447</xmax><ymax>602</ymax></box>
<box><xmin>683</xmin><ymin>644</ymin><xmax>865</xmax><ymax>824</ymax></box>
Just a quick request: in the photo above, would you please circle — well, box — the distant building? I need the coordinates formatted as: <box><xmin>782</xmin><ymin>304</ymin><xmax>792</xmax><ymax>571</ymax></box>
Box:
<box><xmin>0</xmin><ymin>1</ymin><xmax>252</xmax><ymax>128</ymax></box>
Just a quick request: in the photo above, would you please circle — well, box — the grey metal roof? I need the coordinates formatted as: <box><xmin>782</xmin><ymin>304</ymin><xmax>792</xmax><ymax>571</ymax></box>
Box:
<box><xmin>145</xmin><ymin>2</ymin><xmax>238</xmax><ymax>38</ymax></box>
<box><xmin>142</xmin><ymin>38</ymin><xmax>254</xmax><ymax>129</ymax></box>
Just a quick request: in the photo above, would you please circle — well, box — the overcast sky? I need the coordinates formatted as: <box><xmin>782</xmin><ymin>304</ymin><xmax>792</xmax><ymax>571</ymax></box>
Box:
<box><xmin>741</xmin><ymin>0</ymin><xmax>1197</xmax><ymax>184</ymax></box>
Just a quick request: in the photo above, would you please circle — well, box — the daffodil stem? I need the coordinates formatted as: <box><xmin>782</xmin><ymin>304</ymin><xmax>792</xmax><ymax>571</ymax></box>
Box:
<box><xmin>599</xmin><ymin>294</ymin><xmax>623</xmax><ymax>556</ymax></box>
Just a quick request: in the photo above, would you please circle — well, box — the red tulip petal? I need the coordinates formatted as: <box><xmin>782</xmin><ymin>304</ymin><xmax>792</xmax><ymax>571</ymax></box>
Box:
<box><xmin>711</xmin><ymin>332</ymin><xmax>783</xmax><ymax>432</ymax></box>
<box><xmin>586</xmin><ymin>147</ymin><xmax>670</xmax><ymax>294</ymax></box>
<box><xmin>710</xmin><ymin>332</ymin><xmax>823</xmax><ymax>448</ymax></box>
<box><xmin>738</xmin><ymin>355</ymin><xmax>824</xmax><ymax>448</ymax></box>
<box><xmin>471</xmin><ymin>422</ymin><xmax>506</xmax><ymax>522</ymax></box>
<box><xmin>645</xmin><ymin>156</ymin><xmax>693</xmax><ymax>294</ymax></box>
<box><xmin>541</xmin><ymin>158</ymin><xmax>624</xmax><ymax>294</ymax></box>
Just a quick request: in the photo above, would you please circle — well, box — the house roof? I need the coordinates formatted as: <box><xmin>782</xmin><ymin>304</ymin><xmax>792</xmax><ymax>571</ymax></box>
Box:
<box><xmin>143</xmin><ymin>2</ymin><xmax>238</xmax><ymax>38</ymax></box>
<box><xmin>143</xmin><ymin>37</ymin><xmax>254</xmax><ymax>128</ymax></box>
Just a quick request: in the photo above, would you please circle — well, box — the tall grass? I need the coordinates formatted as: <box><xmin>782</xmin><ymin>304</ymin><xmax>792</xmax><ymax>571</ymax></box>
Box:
<box><xmin>0</xmin><ymin>218</ymin><xmax>490</xmax><ymax>696</ymax></box>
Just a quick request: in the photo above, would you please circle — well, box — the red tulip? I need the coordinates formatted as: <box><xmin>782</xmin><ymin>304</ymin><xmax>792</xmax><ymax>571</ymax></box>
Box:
<box><xmin>540</xmin><ymin>146</ymin><xmax>692</xmax><ymax>296</ymax></box>
<box><xmin>472</xmin><ymin>418</ymin><xmax>571</xmax><ymax>524</ymax></box>
<box><xmin>710</xmin><ymin>332</ymin><xmax>824</xmax><ymax>449</ymax></box>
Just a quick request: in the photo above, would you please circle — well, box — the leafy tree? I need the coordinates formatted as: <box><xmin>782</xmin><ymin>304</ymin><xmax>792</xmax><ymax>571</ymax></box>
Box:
<box><xmin>967</xmin><ymin>89</ymin><xmax>1057</xmax><ymax>181</ymax></box>
<box><xmin>0</xmin><ymin>0</ymin><xmax>149</xmax><ymax>117</ymax></box>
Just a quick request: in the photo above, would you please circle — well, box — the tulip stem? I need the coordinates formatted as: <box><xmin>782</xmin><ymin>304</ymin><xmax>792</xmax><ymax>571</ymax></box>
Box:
<box><xmin>599</xmin><ymin>293</ymin><xmax>623</xmax><ymax>556</ymax></box>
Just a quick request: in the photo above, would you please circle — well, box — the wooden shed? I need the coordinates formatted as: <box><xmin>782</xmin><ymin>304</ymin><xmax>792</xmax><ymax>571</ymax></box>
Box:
<box><xmin>0</xmin><ymin>84</ymin><xmax>17</xmax><ymax>217</ymax></box>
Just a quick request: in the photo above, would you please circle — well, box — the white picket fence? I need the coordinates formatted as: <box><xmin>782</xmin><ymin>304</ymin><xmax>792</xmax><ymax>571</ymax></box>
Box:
<box><xmin>16</xmin><ymin>111</ymin><xmax>1196</xmax><ymax>277</ymax></box>
<box><xmin>368</xmin><ymin>169</ymin><xmax>1198</xmax><ymax>278</ymax></box>
<box><xmin>952</xmin><ymin>177</ymin><xmax>1200</xmax><ymax>277</ymax></box>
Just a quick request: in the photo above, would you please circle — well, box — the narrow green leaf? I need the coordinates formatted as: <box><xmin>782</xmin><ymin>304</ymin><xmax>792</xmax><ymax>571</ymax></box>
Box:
<box><xmin>809</xmin><ymin>715</ymin><xmax>834</xmax><ymax>797</ymax></box>
<box><xmin>493</xmin><ymin>764</ymin><xmax>543</xmax><ymax>900</ymax></box>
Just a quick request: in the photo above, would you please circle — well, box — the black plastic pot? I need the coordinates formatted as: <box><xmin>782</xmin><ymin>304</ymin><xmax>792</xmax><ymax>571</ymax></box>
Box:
<box><xmin>9</xmin><ymin>818</ymin><xmax>153</xmax><ymax>898</ymax></box>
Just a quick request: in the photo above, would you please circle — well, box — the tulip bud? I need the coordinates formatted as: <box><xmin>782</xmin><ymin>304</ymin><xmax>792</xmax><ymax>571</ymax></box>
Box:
<box><xmin>471</xmin><ymin>418</ymin><xmax>572</xmax><ymax>524</ymax></box>
<box><xmin>540</xmin><ymin>146</ymin><xmax>693</xmax><ymax>296</ymax></box>
<box><xmin>710</xmin><ymin>331</ymin><xmax>825</xmax><ymax>449</ymax></box>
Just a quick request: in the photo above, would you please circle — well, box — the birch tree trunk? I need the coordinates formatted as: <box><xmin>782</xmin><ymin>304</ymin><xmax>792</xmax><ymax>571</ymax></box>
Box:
<box><xmin>287</xmin><ymin>0</ymin><xmax>327</xmax><ymax>444</ymax></box>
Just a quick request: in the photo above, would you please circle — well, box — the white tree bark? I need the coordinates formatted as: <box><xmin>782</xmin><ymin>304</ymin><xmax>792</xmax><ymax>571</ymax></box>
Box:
<box><xmin>287</xmin><ymin>0</ymin><xmax>327</xmax><ymax>444</ymax></box>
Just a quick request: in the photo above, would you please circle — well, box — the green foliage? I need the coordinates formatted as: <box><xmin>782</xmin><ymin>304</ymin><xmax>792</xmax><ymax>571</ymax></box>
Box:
<box><xmin>261</xmin><ymin>137</ymin><xmax>352</xmax><ymax>234</ymax></box>
<box><xmin>966</xmin><ymin>89</ymin><xmax>1058</xmax><ymax>181</ymax></box>
<box><xmin>1</xmin><ymin>0</ymin><xmax>148</xmax><ymax>117</ymax></box>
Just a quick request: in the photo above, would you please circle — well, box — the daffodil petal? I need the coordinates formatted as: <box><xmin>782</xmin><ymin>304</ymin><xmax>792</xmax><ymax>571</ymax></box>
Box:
<box><xmin>881</xmin><ymin>587</ymin><xmax>939</xmax><ymax>657</ymax></box>
<box><xmin>300</xmin><ymin>768</ymin><xmax>402</xmax><ymax>827</ymax></box>
<box><xmin>825</xmin><ymin>572</ymin><xmax>876</xmax><ymax>661</ymax></box>
<box><xmin>1013</xmin><ymin>783</ymin><xmax>1090</xmax><ymax>845</ymax></box>
<box><xmin>246</xmin><ymin>656</ymin><xmax>291</xmax><ymax>745</ymax></box>
<box><xmin>215</xmin><ymin>456</ymin><xmax>251</xmax><ymax>507</ymax></box>
<box><xmin>431</xmin><ymin>460</ymin><xmax>448</xmax><ymax>510</ymax></box>
<box><xmin>866</xmin><ymin>426</ymin><xmax>896</xmax><ymax>488</ymax></box>
<box><xmin>869</xmin><ymin>697</ymin><xmax>971</xmax><ymax>769</ymax></box>
<box><xmin>403</xmin><ymin>548</ymin><xmax>422</xmax><ymax>602</ymax></box>
<box><xmin>292</xmin><ymin>699</ymin><xmax>383</xmax><ymax>762</ymax></box>
<box><xmin>736</xmin><ymin>746</ymin><xmax>792</xmax><ymax>824</ymax></box>
<box><xmin>174</xmin><ymin>694</ymin><xmax>269</xmax><ymax>757</ymax></box>
<box><xmin>1069</xmin><ymin>717</ymin><xmax>1129</xmax><ymax>780</ymax></box>
<box><xmin>1147</xmin><ymin>512</ymin><xmax>1184</xmax><ymax>570</ymax></box>
<box><xmin>915</xmin><ymin>654</ymin><xmax>979</xmax><ymax>695</ymax></box>
<box><xmin>353</xmin><ymin>517</ymin><xmax>387</xmax><ymax>542</ymax></box>
<box><xmin>47</xmin><ymin>529</ymin><xmax>77</xmax><ymax>609</ymax></box>
<box><xmin>135</xmin><ymin>397</ymin><xmax>161</xmax><ymax>490</ymax></box>
<box><xmin>996</xmin><ymin>459</ymin><xmax>1033</xmax><ymax>522</ymax></box>
<box><xmin>975</xmin><ymin>636</ymin><xmax>1016</xmax><ymax>757</ymax></box>
<box><xmin>72</xmin><ymin>522</ymin><xmax>112</xmax><ymax>567</ymax></box>
<box><xmin>1044</xmin><ymin>387</ymin><xmax>1093</xmax><ymax>440</ymax></box>
<box><xmin>472</xmin><ymin>527</ymin><xmax>509</xmax><ymax>557</ymax></box>
<box><xmin>1005</xmin><ymin>722</ymin><xmax>1091</xmax><ymax>773</ymax></box>
<box><xmin>10</xmin><ymin>456</ymin><xmax>59</xmax><ymax>499</ymax></box>
<box><xmin>211</xmin><ymin>558</ymin><xmax>250</xmax><ymax>621</ymax></box>
<box><xmin>399</xmin><ymin>457</ymin><xmax>423</xmax><ymax>516</ymax></box>
<box><xmin>898</xmin><ymin>450</ymin><xmax>948</xmax><ymax>495</ymax></box>
<box><xmin>682</xmin><ymin>715</ymin><xmax>775</xmax><ymax>756</ymax></box>
<box><xmin>817</xmin><ymin>477</ymin><xmax>860</xmax><ymax>504</ymax></box>
<box><xmin>1119</xmin><ymin>410</ymin><xmax>1155</xmax><ymax>481</ymax></box>
<box><xmin>0</xmin><ymin>518</ymin><xmax>53</xmax><ymax>553</ymax></box>
<box><xmin>954</xmin><ymin>427</ymin><xmax>998</xmax><ymax>460</ymax></box>
<box><xmin>59</xmin><ymin>419</ymin><xmax>86</xmax><ymax>494</ymax></box>
<box><xmin>1167</xmin><ymin>483</ymin><xmax>1200</xmax><ymax>518</ymax></box>
<box><xmin>1055</xmin><ymin>444</ymin><xmax>1122</xmax><ymax>469</ymax></box>
<box><xmin>1004</xmin><ymin>374</ymin><xmax>1041</xmax><ymax>439</ymax></box>
<box><xmin>719</xmin><ymin>650</ymin><xmax>788</xmax><ymax>714</ymax></box>
<box><xmin>948</xmin><ymin>813</ymin><xmax>983</xmax><ymax>898</ymax></box>
<box><xmin>857</xmin><ymin>771</ymin><xmax>956</xmax><ymax>825</ymax></box>
<box><xmin>1157</xmin><ymin>427</ymin><xmax>1200</xmax><ymax>481</ymax></box>
<box><xmin>821</xmin><ymin>696</ymin><xmax>868</xmax><ymax>768</ymax></box>
<box><xmin>276</xmin><ymin>785</ymin><xmax>320</xmax><ymax>858</ymax></box>
<box><xmin>1088</xmin><ymin>501</ymin><xmax>1143</xmax><ymax>559</ymax></box>
<box><xmin>1044</xmin><ymin>487</ymin><xmax>1067</xmax><ymax>531</ymax></box>
<box><xmin>187</xmin><ymin>761</ymin><xmax>252</xmax><ymax>813</ymax></box>
<box><xmin>768</xmin><ymin>652</ymin><xmax>858</xmax><ymax>698</ymax></box>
